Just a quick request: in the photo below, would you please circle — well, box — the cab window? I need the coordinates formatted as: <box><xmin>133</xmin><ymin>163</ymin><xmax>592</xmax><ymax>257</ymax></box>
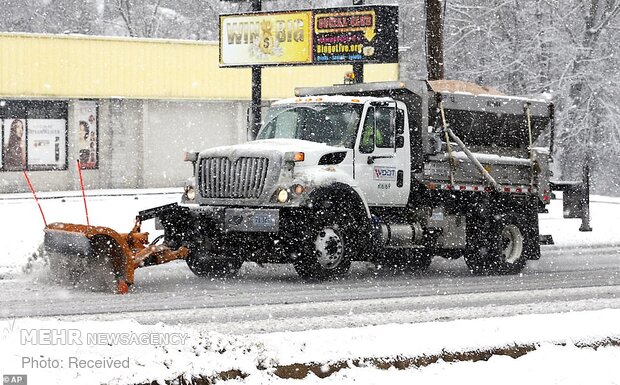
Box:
<box><xmin>359</xmin><ymin>106</ymin><xmax>395</xmax><ymax>153</ymax></box>
<box><xmin>375</xmin><ymin>106</ymin><xmax>395</xmax><ymax>149</ymax></box>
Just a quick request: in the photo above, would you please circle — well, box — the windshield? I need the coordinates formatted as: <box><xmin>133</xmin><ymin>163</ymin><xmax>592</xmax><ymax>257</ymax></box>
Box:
<box><xmin>256</xmin><ymin>103</ymin><xmax>363</xmax><ymax>148</ymax></box>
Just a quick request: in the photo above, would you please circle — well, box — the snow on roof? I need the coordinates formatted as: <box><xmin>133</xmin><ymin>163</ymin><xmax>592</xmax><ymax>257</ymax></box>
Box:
<box><xmin>429</xmin><ymin>79</ymin><xmax>550</xmax><ymax>103</ymax></box>
<box><xmin>428</xmin><ymin>79</ymin><xmax>505</xmax><ymax>96</ymax></box>
<box><xmin>273</xmin><ymin>95</ymin><xmax>379</xmax><ymax>105</ymax></box>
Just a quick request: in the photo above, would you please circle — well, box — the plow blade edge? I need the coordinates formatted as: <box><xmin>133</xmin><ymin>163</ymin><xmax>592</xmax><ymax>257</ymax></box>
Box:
<box><xmin>44</xmin><ymin>223</ymin><xmax>133</xmax><ymax>293</ymax></box>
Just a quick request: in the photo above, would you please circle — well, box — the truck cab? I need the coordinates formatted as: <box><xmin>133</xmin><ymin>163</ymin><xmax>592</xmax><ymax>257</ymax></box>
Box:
<box><xmin>256</xmin><ymin>95</ymin><xmax>411</xmax><ymax>207</ymax></box>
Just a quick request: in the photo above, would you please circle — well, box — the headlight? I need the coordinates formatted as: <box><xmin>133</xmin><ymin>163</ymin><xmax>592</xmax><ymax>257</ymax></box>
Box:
<box><xmin>185</xmin><ymin>186</ymin><xmax>196</xmax><ymax>201</ymax></box>
<box><xmin>276</xmin><ymin>188</ymin><xmax>289</xmax><ymax>203</ymax></box>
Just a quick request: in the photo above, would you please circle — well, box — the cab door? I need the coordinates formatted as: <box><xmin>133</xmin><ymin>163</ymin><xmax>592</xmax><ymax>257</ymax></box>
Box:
<box><xmin>354</xmin><ymin>101</ymin><xmax>410</xmax><ymax>206</ymax></box>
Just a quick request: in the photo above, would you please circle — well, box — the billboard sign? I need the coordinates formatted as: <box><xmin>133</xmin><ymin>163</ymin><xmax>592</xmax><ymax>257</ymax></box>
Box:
<box><xmin>313</xmin><ymin>6</ymin><xmax>398</xmax><ymax>64</ymax></box>
<box><xmin>220</xmin><ymin>11</ymin><xmax>313</xmax><ymax>66</ymax></box>
<box><xmin>219</xmin><ymin>5</ymin><xmax>398</xmax><ymax>66</ymax></box>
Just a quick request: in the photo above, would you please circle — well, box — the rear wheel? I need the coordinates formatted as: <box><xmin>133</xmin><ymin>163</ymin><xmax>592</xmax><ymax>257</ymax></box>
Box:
<box><xmin>465</xmin><ymin>212</ymin><xmax>534</xmax><ymax>275</ymax></box>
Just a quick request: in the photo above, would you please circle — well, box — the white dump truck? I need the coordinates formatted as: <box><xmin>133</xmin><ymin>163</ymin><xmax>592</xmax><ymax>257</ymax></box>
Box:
<box><xmin>141</xmin><ymin>80</ymin><xmax>580</xmax><ymax>281</ymax></box>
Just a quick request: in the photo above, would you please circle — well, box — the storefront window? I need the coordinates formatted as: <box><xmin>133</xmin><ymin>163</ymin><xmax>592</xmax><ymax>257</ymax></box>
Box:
<box><xmin>0</xmin><ymin>100</ymin><xmax>68</xmax><ymax>171</ymax></box>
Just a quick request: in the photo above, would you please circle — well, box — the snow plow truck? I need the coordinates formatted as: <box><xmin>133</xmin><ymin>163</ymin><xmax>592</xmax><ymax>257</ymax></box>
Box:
<box><xmin>44</xmin><ymin>79</ymin><xmax>587</xmax><ymax>293</ymax></box>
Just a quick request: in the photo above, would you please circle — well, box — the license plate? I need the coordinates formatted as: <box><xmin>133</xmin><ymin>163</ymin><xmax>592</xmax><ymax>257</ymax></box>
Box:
<box><xmin>225</xmin><ymin>209</ymin><xmax>279</xmax><ymax>232</ymax></box>
<box><xmin>253</xmin><ymin>214</ymin><xmax>276</xmax><ymax>227</ymax></box>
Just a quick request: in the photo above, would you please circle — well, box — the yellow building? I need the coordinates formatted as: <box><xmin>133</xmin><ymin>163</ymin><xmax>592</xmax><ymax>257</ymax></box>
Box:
<box><xmin>0</xmin><ymin>33</ymin><xmax>398</xmax><ymax>192</ymax></box>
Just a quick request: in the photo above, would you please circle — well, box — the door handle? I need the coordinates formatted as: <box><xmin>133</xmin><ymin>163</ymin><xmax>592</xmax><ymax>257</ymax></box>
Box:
<box><xmin>367</xmin><ymin>155</ymin><xmax>395</xmax><ymax>164</ymax></box>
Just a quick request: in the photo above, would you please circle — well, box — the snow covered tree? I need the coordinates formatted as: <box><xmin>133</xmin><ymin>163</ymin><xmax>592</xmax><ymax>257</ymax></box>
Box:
<box><xmin>552</xmin><ymin>0</ymin><xmax>620</xmax><ymax>193</ymax></box>
<box><xmin>0</xmin><ymin>0</ymin><xmax>102</xmax><ymax>34</ymax></box>
<box><xmin>443</xmin><ymin>0</ymin><xmax>620</xmax><ymax>194</ymax></box>
<box><xmin>0</xmin><ymin>0</ymin><xmax>618</xmax><ymax>193</ymax></box>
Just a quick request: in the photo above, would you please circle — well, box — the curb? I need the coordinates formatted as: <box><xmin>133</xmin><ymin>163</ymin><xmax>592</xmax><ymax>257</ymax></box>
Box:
<box><xmin>135</xmin><ymin>337</ymin><xmax>620</xmax><ymax>384</ymax></box>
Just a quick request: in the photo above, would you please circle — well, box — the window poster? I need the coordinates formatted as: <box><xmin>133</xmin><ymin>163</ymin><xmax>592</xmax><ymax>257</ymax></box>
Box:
<box><xmin>76</xmin><ymin>101</ymin><xmax>98</xmax><ymax>169</ymax></box>
<box><xmin>26</xmin><ymin>119</ymin><xmax>66</xmax><ymax>169</ymax></box>
<box><xmin>1</xmin><ymin>100</ymin><xmax>69</xmax><ymax>171</ymax></box>
<box><xmin>2</xmin><ymin>118</ymin><xmax>27</xmax><ymax>170</ymax></box>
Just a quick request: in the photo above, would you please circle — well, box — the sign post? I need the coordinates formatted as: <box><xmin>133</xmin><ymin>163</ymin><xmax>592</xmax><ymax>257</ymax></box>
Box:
<box><xmin>251</xmin><ymin>0</ymin><xmax>262</xmax><ymax>140</ymax></box>
<box><xmin>352</xmin><ymin>0</ymin><xmax>364</xmax><ymax>83</ymax></box>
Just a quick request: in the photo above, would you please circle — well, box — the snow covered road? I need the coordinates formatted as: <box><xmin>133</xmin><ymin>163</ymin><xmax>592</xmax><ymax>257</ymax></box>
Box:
<box><xmin>1</xmin><ymin>244</ymin><xmax>619</xmax><ymax>333</ymax></box>
<box><xmin>0</xmin><ymin>190</ymin><xmax>619</xmax><ymax>333</ymax></box>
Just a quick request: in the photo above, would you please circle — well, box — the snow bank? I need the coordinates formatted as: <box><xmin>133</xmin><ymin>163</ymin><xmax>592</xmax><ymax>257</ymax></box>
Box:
<box><xmin>539</xmin><ymin>194</ymin><xmax>620</xmax><ymax>247</ymax></box>
<box><xmin>2</xmin><ymin>309</ymin><xmax>620</xmax><ymax>384</ymax></box>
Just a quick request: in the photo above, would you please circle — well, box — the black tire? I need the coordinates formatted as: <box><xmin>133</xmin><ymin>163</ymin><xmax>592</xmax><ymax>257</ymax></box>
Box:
<box><xmin>186</xmin><ymin>242</ymin><xmax>243</xmax><ymax>278</ymax></box>
<box><xmin>293</xmin><ymin>202</ymin><xmax>357</xmax><ymax>281</ymax></box>
<box><xmin>465</xmin><ymin>212</ymin><xmax>535</xmax><ymax>275</ymax></box>
<box><xmin>380</xmin><ymin>248</ymin><xmax>433</xmax><ymax>273</ymax></box>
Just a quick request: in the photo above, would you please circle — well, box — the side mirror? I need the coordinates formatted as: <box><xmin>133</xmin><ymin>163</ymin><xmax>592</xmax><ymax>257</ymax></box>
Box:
<box><xmin>395</xmin><ymin>135</ymin><xmax>405</xmax><ymax>148</ymax></box>
<box><xmin>246</xmin><ymin>107</ymin><xmax>253</xmax><ymax>141</ymax></box>
<box><xmin>183</xmin><ymin>151</ymin><xmax>199</xmax><ymax>163</ymax></box>
<box><xmin>247</xmin><ymin>105</ymin><xmax>264</xmax><ymax>141</ymax></box>
<box><xmin>183</xmin><ymin>151</ymin><xmax>199</xmax><ymax>177</ymax></box>
<box><xmin>396</xmin><ymin>109</ymin><xmax>405</xmax><ymax>135</ymax></box>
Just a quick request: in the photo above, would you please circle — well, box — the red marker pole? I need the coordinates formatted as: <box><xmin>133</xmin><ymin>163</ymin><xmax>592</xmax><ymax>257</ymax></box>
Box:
<box><xmin>77</xmin><ymin>160</ymin><xmax>90</xmax><ymax>226</ymax></box>
<box><xmin>22</xmin><ymin>170</ymin><xmax>47</xmax><ymax>227</ymax></box>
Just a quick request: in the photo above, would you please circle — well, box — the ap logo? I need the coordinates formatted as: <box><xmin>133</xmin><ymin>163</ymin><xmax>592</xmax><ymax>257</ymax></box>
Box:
<box><xmin>3</xmin><ymin>375</ymin><xmax>27</xmax><ymax>385</ymax></box>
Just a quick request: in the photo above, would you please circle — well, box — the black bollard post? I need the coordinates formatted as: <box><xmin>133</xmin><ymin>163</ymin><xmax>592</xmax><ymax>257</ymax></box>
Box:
<box><xmin>579</xmin><ymin>161</ymin><xmax>592</xmax><ymax>232</ymax></box>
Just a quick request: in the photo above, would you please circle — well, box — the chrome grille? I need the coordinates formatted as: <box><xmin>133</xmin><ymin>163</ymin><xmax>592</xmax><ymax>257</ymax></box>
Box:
<box><xmin>199</xmin><ymin>157</ymin><xmax>270</xmax><ymax>199</ymax></box>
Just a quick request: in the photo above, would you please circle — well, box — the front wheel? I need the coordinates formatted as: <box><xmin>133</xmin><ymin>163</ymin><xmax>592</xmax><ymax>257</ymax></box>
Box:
<box><xmin>465</xmin><ymin>212</ymin><xmax>535</xmax><ymax>275</ymax></box>
<box><xmin>293</xmin><ymin>206</ymin><xmax>357</xmax><ymax>281</ymax></box>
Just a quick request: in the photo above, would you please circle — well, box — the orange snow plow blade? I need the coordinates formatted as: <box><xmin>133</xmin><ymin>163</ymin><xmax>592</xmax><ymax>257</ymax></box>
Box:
<box><xmin>44</xmin><ymin>219</ymin><xmax>188</xmax><ymax>294</ymax></box>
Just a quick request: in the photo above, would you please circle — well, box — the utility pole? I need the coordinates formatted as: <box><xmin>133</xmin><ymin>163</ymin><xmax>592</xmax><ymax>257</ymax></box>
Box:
<box><xmin>250</xmin><ymin>0</ymin><xmax>262</xmax><ymax>139</ymax></box>
<box><xmin>425</xmin><ymin>0</ymin><xmax>444</xmax><ymax>80</ymax></box>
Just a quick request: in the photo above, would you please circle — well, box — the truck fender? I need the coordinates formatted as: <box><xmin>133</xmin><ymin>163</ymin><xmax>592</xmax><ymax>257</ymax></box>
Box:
<box><xmin>306</xmin><ymin>182</ymin><xmax>372</xmax><ymax>228</ymax></box>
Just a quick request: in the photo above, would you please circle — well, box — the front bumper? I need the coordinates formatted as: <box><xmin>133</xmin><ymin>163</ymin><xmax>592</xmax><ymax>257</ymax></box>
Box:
<box><xmin>180</xmin><ymin>203</ymin><xmax>309</xmax><ymax>234</ymax></box>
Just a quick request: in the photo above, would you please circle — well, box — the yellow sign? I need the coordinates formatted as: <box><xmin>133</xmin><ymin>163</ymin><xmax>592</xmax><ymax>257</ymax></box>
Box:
<box><xmin>220</xmin><ymin>11</ymin><xmax>312</xmax><ymax>66</ymax></box>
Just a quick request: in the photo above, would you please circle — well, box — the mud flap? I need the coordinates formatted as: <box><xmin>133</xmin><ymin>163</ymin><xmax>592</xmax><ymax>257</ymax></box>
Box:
<box><xmin>550</xmin><ymin>178</ymin><xmax>592</xmax><ymax>231</ymax></box>
<box><xmin>539</xmin><ymin>234</ymin><xmax>554</xmax><ymax>245</ymax></box>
